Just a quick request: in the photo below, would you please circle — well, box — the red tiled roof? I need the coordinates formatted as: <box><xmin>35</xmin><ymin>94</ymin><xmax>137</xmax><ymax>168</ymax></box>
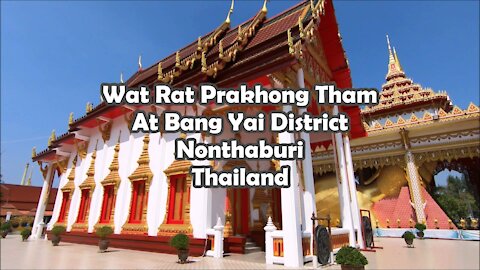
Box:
<box><xmin>0</xmin><ymin>184</ymin><xmax>57</xmax><ymax>216</ymax></box>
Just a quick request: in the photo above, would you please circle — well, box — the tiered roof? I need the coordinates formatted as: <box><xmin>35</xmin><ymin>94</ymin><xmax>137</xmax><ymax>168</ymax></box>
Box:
<box><xmin>32</xmin><ymin>0</ymin><xmax>360</xmax><ymax>162</ymax></box>
<box><xmin>362</xmin><ymin>36</ymin><xmax>453</xmax><ymax>119</ymax></box>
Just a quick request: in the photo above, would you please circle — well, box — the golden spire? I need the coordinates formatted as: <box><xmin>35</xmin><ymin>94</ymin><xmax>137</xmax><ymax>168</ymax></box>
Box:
<box><xmin>79</xmin><ymin>142</ymin><xmax>97</xmax><ymax>189</ymax></box>
<box><xmin>386</xmin><ymin>34</ymin><xmax>403</xmax><ymax>78</ymax></box>
<box><xmin>48</xmin><ymin>130</ymin><xmax>56</xmax><ymax>146</ymax></box>
<box><xmin>393</xmin><ymin>46</ymin><xmax>403</xmax><ymax>71</ymax></box>
<box><xmin>128</xmin><ymin>134</ymin><xmax>153</xmax><ymax>183</ymax></box>
<box><xmin>32</xmin><ymin>147</ymin><xmax>36</xmax><ymax>158</ymax></box>
<box><xmin>26</xmin><ymin>170</ymin><xmax>33</xmax><ymax>186</ymax></box>
<box><xmin>262</xmin><ymin>0</ymin><xmax>268</xmax><ymax>13</ymax></box>
<box><xmin>157</xmin><ymin>62</ymin><xmax>163</xmax><ymax>80</ymax></box>
<box><xmin>225</xmin><ymin>0</ymin><xmax>234</xmax><ymax>24</ymax></box>
<box><xmin>69</xmin><ymin>112</ymin><xmax>74</xmax><ymax>125</ymax></box>
<box><xmin>20</xmin><ymin>163</ymin><xmax>29</xmax><ymax>185</ymax></box>
<box><xmin>386</xmin><ymin>34</ymin><xmax>394</xmax><ymax>64</ymax></box>
<box><xmin>138</xmin><ymin>55</ymin><xmax>142</xmax><ymax>71</ymax></box>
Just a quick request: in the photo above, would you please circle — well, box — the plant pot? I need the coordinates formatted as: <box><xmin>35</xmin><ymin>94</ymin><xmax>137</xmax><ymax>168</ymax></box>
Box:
<box><xmin>341</xmin><ymin>265</ymin><xmax>365</xmax><ymax>270</ymax></box>
<box><xmin>99</xmin><ymin>239</ymin><xmax>110</xmax><ymax>252</ymax></box>
<box><xmin>1</xmin><ymin>231</ymin><xmax>7</xmax><ymax>238</ymax></box>
<box><xmin>51</xmin><ymin>235</ymin><xmax>61</xmax><ymax>246</ymax></box>
<box><xmin>416</xmin><ymin>231</ymin><xmax>424</xmax><ymax>238</ymax></box>
<box><xmin>404</xmin><ymin>238</ymin><xmax>414</xmax><ymax>247</ymax></box>
<box><xmin>177</xmin><ymin>249</ymin><xmax>189</xmax><ymax>264</ymax></box>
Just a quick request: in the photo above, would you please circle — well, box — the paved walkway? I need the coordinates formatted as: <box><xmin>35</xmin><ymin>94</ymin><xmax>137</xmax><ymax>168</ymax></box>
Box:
<box><xmin>1</xmin><ymin>235</ymin><xmax>479</xmax><ymax>269</ymax></box>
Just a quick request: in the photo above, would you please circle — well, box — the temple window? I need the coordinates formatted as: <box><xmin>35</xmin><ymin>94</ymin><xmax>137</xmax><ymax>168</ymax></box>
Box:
<box><xmin>128</xmin><ymin>180</ymin><xmax>146</xmax><ymax>223</ymax></box>
<box><xmin>167</xmin><ymin>174</ymin><xmax>187</xmax><ymax>224</ymax></box>
<box><xmin>158</xmin><ymin>157</ymin><xmax>192</xmax><ymax>235</ymax></box>
<box><xmin>76</xmin><ymin>189</ymin><xmax>91</xmax><ymax>223</ymax></box>
<box><xmin>56</xmin><ymin>155</ymin><xmax>77</xmax><ymax>225</ymax></box>
<box><xmin>95</xmin><ymin>137</ymin><xmax>121</xmax><ymax>229</ymax></box>
<box><xmin>72</xmin><ymin>147</ymin><xmax>97</xmax><ymax>231</ymax></box>
<box><xmin>57</xmin><ymin>191</ymin><xmax>70</xmax><ymax>223</ymax></box>
<box><xmin>121</xmin><ymin>134</ymin><xmax>152</xmax><ymax>234</ymax></box>
<box><xmin>99</xmin><ymin>185</ymin><xmax>115</xmax><ymax>223</ymax></box>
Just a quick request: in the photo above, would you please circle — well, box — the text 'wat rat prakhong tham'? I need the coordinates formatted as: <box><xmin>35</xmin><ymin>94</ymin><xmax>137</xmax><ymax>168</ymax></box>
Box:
<box><xmin>27</xmin><ymin>0</ymin><xmax>479</xmax><ymax>267</ymax></box>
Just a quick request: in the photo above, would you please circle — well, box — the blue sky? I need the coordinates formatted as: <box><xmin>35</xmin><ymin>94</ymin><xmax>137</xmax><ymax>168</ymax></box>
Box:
<box><xmin>1</xmin><ymin>0</ymin><xmax>479</xmax><ymax>187</ymax></box>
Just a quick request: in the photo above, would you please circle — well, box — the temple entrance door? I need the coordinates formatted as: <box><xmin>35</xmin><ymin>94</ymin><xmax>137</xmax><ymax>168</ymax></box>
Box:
<box><xmin>231</xmin><ymin>188</ymin><xmax>250</xmax><ymax>236</ymax></box>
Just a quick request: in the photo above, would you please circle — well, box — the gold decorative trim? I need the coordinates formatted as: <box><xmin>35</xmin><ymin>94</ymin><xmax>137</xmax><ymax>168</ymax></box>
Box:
<box><xmin>122</xmin><ymin>134</ymin><xmax>152</xmax><ymax>234</ymax></box>
<box><xmin>95</xmin><ymin>135</ymin><xmax>122</xmax><ymax>229</ymax></box>
<box><xmin>364</xmin><ymin>104</ymin><xmax>479</xmax><ymax>134</ymax></box>
<box><xmin>158</xmin><ymin>143</ymin><xmax>193</xmax><ymax>236</ymax></box>
<box><xmin>75</xmin><ymin>140</ymin><xmax>88</xmax><ymax>160</ymax></box>
<box><xmin>61</xmin><ymin>156</ymin><xmax>78</xmax><ymax>193</ymax></box>
<box><xmin>98</xmin><ymin>121</ymin><xmax>113</xmax><ymax>142</ymax></box>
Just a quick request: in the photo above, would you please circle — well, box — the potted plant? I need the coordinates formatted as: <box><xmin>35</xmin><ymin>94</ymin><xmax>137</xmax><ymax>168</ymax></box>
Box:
<box><xmin>10</xmin><ymin>219</ymin><xmax>19</xmax><ymax>229</ymax></box>
<box><xmin>402</xmin><ymin>231</ymin><xmax>415</xmax><ymax>247</ymax></box>
<box><xmin>170</xmin><ymin>233</ymin><xmax>189</xmax><ymax>264</ymax></box>
<box><xmin>1</xmin><ymin>222</ymin><xmax>11</xmax><ymax>238</ymax></box>
<box><xmin>95</xmin><ymin>226</ymin><xmax>114</xmax><ymax>252</ymax></box>
<box><xmin>335</xmin><ymin>246</ymin><xmax>368</xmax><ymax>270</ymax></box>
<box><xmin>21</xmin><ymin>228</ymin><xmax>32</xmax><ymax>241</ymax></box>
<box><xmin>50</xmin><ymin>225</ymin><xmax>66</xmax><ymax>246</ymax></box>
<box><xmin>415</xmin><ymin>223</ymin><xmax>426</xmax><ymax>238</ymax></box>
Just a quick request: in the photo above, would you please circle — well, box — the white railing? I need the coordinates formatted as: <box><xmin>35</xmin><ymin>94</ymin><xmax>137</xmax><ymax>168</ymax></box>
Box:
<box><xmin>264</xmin><ymin>217</ymin><xmax>313</xmax><ymax>265</ymax></box>
<box><xmin>205</xmin><ymin>217</ymin><xmax>224</xmax><ymax>258</ymax></box>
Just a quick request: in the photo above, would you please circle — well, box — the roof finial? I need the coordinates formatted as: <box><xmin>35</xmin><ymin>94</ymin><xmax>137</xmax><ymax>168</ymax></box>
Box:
<box><xmin>385</xmin><ymin>35</ymin><xmax>405</xmax><ymax>79</ymax></box>
<box><xmin>138</xmin><ymin>55</ymin><xmax>142</xmax><ymax>71</ymax></box>
<box><xmin>26</xmin><ymin>169</ymin><xmax>33</xmax><ymax>186</ymax></box>
<box><xmin>225</xmin><ymin>0</ymin><xmax>234</xmax><ymax>24</ymax></box>
<box><xmin>176</xmin><ymin>51</ymin><xmax>181</xmax><ymax>67</ymax></box>
<box><xmin>68</xmin><ymin>112</ymin><xmax>74</xmax><ymax>125</ymax></box>
<box><xmin>48</xmin><ymin>130</ymin><xmax>56</xmax><ymax>146</ymax></box>
<box><xmin>20</xmin><ymin>163</ymin><xmax>29</xmax><ymax>185</ymax></box>
<box><xmin>262</xmin><ymin>0</ymin><xmax>268</xmax><ymax>13</ymax></box>
<box><xmin>157</xmin><ymin>62</ymin><xmax>163</xmax><ymax>81</ymax></box>
<box><xmin>120</xmin><ymin>72</ymin><xmax>124</xmax><ymax>83</ymax></box>
<box><xmin>393</xmin><ymin>46</ymin><xmax>403</xmax><ymax>71</ymax></box>
<box><xmin>386</xmin><ymin>34</ymin><xmax>394</xmax><ymax>63</ymax></box>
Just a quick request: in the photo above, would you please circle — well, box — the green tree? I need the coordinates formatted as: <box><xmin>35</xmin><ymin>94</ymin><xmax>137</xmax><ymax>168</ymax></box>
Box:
<box><xmin>433</xmin><ymin>175</ymin><xmax>479</xmax><ymax>225</ymax></box>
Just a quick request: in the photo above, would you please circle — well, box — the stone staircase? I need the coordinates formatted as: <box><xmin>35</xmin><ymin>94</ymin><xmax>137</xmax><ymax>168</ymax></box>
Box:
<box><xmin>244</xmin><ymin>238</ymin><xmax>262</xmax><ymax>254</ymax></box>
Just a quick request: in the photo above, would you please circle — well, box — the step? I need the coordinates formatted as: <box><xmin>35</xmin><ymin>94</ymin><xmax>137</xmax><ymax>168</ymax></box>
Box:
<box><xmin>244</xmin><ymin>246</ymin><xmax>262</xmax><ymax>254</ymax></box>
<box><xmin>245</xmin><ymin>241</ymin><xmax>257</xmax><ymax>248</ymax></box>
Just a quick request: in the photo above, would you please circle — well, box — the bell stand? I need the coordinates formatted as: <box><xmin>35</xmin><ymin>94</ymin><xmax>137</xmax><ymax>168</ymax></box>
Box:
<box><xmin>359</xmin><ymin>209</ymin><xmax>383</xmax><ymax>252</ymax></box>
<box><xmin>311</xmin><ymin>212</ymin><xmax>333</xmax><ymax>267</ymax></box>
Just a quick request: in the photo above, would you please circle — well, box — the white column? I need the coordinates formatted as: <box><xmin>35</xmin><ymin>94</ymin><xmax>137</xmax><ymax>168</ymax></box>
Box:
<box><xmin>332</xmin><ymin>106</ymin><xmax>355</xmax><ymax>246</ymax></box>
<box><xmin>343</xmin><ymin>134</ymin><xmax>365</xmax><ymax>249</ymax></box>
<box><xmin>279</xmin><ymin>104</ymin><xmax>304</xmax><ymax>268</ymax></box>
<box><xmin>297</xmin><ymin>68</ymin><xmax>317</xmax><ymax>262</ymax></box>
<box><xmin>32</xmin><ymin>163</ymin><xmax>54</xmax><ymax>239</ymax></box>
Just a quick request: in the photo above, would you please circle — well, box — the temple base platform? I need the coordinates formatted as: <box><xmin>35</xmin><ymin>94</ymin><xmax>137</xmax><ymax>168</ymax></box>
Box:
<box><xmin>46</xmin><ymin>231</ymin><xmax>248</xmax><ymax>255</ymax></box>
<box><xmin>374</xmin><ymin>228</ymin><xmax>479</xmax><ymax>241</ymax></box>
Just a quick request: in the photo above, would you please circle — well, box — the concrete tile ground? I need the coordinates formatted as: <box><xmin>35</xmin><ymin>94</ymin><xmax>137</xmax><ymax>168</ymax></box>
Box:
<box><xmin>1</xmin><ymin>235</ymin><xmax>479</xmax><ymax>269</ymax></box>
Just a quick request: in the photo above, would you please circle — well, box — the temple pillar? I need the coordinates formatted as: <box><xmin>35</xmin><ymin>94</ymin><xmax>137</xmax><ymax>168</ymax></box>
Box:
<box><xmin>400</xmin><ymin>129</ymin><xmax>426</xmax><ymax>223</ymax></box>
<box><xmin>32</xmin><ymin>163</ymin><xmax>55</xmax><ymax>239</ymax></box>
<box><xmin>297</xmin><ymin>68</ymin><xmax>317</xmax><ymax>236</ymax></box>
<box><xmin>333</xmin><ymin>106</ymin><xmax>355</xmax><ymax>247</ymax></box>
<box><xmin>279</xmin><ymin>104</ymin><xmax>304</xmax><ymax>268</ymax></box>
<box><xmin>343</xmin><ymin>134</ymin><xmax>364</xmax><ymax>249</ymax></box>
